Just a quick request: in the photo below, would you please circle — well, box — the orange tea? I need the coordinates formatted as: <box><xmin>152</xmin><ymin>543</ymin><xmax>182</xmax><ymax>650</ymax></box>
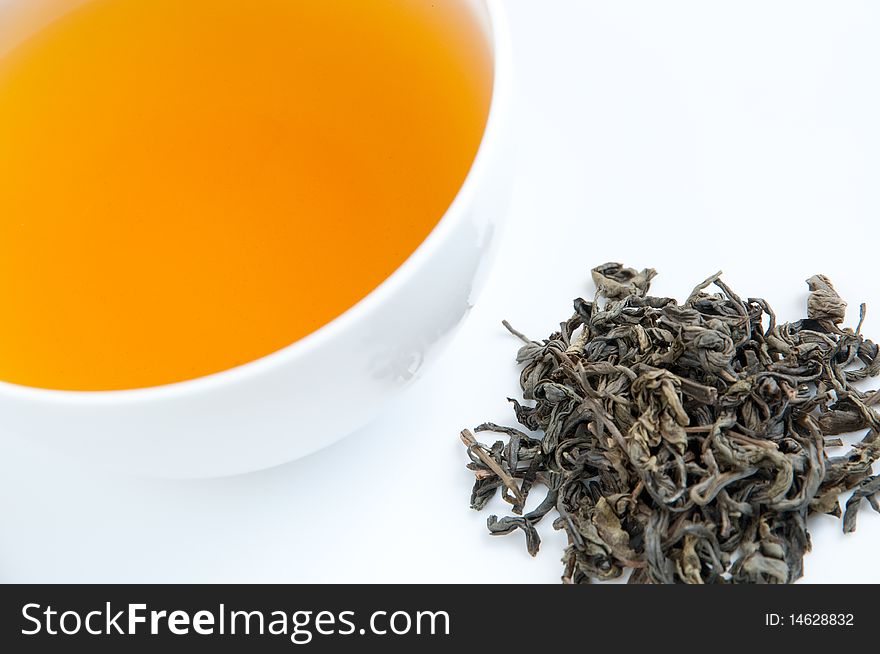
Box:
<box><xmin>0</xmin><ymin>0</ymin><xmax>492</xmax><ymax>391</ymax></box>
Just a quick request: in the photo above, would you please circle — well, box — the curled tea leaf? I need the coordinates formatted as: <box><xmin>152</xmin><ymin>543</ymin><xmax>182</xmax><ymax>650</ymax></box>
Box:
<box><xmin>591</xmin><ymin>262</ymin><xmax>656</xmax><ymax>300</ymax></box>
<box><xmin>807</xmin><ymin>274</ymin><xmax>846</xmax><ymax>327</ymax></box>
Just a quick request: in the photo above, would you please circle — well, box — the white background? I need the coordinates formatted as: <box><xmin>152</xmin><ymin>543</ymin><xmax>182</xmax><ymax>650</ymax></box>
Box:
<box><xmin>1</xmin><ymin>0</ymin><xmax>879</xmax><ymax>583</ymax></box>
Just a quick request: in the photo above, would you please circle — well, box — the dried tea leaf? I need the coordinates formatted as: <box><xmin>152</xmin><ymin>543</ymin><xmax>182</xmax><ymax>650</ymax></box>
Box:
<box><xmin>462</xmin><ymin>265</ymin><xmax>880</xmax><ymax>583</ymax></box>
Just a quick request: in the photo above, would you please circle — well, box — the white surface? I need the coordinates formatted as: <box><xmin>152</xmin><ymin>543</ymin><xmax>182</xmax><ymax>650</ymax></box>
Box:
<box><xmin>1</xmin><ymin>0</ymin><xmax>879</xmax><ymax>582</ymax></box>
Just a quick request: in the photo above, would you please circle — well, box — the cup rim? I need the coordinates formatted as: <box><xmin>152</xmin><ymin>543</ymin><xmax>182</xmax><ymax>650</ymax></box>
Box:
<box><xmin>0</xmin><ymin>0</ymin><xmax>513</xmax><ymax>405</ymax></box>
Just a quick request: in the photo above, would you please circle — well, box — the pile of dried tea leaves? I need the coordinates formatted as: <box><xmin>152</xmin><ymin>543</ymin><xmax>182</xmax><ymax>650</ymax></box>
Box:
<box><xmin>461</xmin><ymin>263</ymin><xmax>880</xmax><ymax>583</ymax></box>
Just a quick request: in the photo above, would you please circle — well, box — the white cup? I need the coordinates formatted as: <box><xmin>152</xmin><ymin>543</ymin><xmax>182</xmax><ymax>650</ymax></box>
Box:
<box><xmin>0</xmin><ymin>0</ymin><xmax>514</xmax><ymax>478</ymax></box>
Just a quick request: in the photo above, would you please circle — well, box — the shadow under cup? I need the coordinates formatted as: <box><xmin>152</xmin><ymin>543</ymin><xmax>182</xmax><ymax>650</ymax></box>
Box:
<box><xmin>0</xmin><ymin>0</ymin><xmax>513</xmax><ymax>477</ymax></box>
